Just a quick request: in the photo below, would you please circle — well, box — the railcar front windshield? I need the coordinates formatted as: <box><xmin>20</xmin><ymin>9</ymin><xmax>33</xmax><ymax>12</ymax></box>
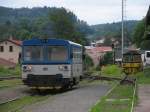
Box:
<box><xmin>23</xmin><ymin>45</ymin><xmax>68</xmax><ymax>62</ymax></box>
<box><xmin>23</xmin><ymin>46</ymin><xmax>43</xmax><ymax>61</ymax></box>
<box><xmin>47</xmin><ymin>46</ymin><xmax>68</xmax><ymax>61</ymax></box>
<box><xmin>123</xmin><ymin>54</ymin><xmax>141</xmax><ymax>62</ymax></box>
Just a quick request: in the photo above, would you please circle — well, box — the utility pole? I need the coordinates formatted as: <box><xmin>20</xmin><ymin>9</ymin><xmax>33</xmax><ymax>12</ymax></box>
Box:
<box><xmin>122</xmin><ymin>0</ymin><xmax>124</xmax><ymax>60</ymax></box>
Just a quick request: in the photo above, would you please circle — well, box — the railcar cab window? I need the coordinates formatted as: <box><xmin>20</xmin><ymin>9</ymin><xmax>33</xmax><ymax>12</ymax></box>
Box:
<box><xmin>47</xmin><ymin>46</ymin><xmax>68</xmax><ymax>61</ymax></box>
<box><xmin>123</xmin><ymin>55</ymin><xmax>131</xmax><ymax>62</ymax></box>
<box><xmin>24</xmin><ymin>46</ymin><xmax>43</xmax><ymax>61</ymax></box>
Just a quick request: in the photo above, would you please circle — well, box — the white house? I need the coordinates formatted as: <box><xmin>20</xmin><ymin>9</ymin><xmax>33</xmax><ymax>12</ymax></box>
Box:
<box><xmin>0</xmin><ymin>39</ymin><xmax>22</xmax><ymax>65</ymax></box>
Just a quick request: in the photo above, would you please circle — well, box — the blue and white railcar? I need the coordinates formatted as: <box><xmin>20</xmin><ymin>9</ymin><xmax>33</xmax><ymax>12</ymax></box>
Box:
<box><xmin>22</xmin><ymin>38</ymin><xmax>83</xmax><ymax>88</ymax></box>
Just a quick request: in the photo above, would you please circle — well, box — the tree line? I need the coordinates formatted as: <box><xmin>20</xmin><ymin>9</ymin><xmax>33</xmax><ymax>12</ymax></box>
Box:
<box><xmin>89</xmin><ymin>20</ymin><xmax>138</xmax><ymax>47</ymax></box>
<box><xmin>132</xmin><ymin>19</ymin><xmax>150</xmax><ymax>50</ymax></box>
<box><xmin>0</xmin><ymin>6</ymin><xmax>93</xmax><ymax>45</ymax></box>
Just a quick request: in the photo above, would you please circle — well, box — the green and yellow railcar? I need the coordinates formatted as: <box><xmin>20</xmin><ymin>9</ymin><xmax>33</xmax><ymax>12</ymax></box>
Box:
<box><xmin>122</xmin><ymin>50</ymin><xmax>143</xmax><ymax>75</ymax></box>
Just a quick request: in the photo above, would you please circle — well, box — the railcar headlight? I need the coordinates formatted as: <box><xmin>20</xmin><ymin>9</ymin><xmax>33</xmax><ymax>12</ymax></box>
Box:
<box><xmin>58</xmin><ymin>66</ymin><xmax>63</xmax><ymax>71</ymax></box>
<box><xmin>58</xmin><ymin>65</ymin><xmax>69</xmax><ymax>71</ymax></box>
<box><xmin>23</xmin><ymin>65</ymin><xmax>32</xmax><ymax>72</ymax></box>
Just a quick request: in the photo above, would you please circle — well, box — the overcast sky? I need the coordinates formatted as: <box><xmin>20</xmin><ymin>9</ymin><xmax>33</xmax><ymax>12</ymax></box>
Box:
<box><xmin>0</xmin><ymin>0</ymin><xmax>149</xmax><ymax>25</ymax></box>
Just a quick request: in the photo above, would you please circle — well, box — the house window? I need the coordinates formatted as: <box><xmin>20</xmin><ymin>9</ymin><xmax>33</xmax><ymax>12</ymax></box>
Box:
<box><xmin>0</xmin><ymin>46</ymin><xmax>4</xmax><ymax>52</ymax></box>
<box><xmin>9</xmin><ymin>46</ymin><xmax>13</xmax><ymax>52</ymax></box>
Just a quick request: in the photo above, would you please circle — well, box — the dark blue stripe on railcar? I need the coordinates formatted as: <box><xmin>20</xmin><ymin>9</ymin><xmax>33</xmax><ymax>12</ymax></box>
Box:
<box><xmin>23</xmin><ymin>38</ymin><xmax>82</xmax><ymax>49</ymax></box>
<box><xmin>22</xmin><ymin>61</ymin><xmax>71</xmax><ymax>65</ymax></box>
<box><xmin>23</xmin><ymin>38</ymin><xmax>79</xmax><ymax>45</ymax></box>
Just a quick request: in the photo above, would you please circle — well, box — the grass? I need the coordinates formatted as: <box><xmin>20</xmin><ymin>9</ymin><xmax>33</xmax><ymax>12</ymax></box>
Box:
<box><xmin>91</xmin><ymin>99</ymin><xmax>131</xmax><ymax>112</ymax></box>
<box><xmin>107</xmin><ymin>85</ymin><xmax>134</xmax><ymax>99</ymax></box>
<box><xmin>101</xmin><ymin>65</ymin><xmax>123</xmax><ymax>78</ymax></box>
<box><xmin>0</xmin><ymin>65</ymin><xmax>21</xmax><ymax>77</ymax></box>
<box><xmin>136</xmin><ymin>67</ymin><xmax>150</xmax><ymax>84</ymax></box>
<box><xmin>0</xmin><ymin>95</ymin><xmax>50</xmax><ymax>112</ymax></box>
<box><xmin>91</xmin><ymin>84</ymin><xmax>135</xmax><ymax>112</ymax></box>
<box><xmin>90</xmin><ymin>64</ymin><xmax>150</xmax><ymax>112</ymax></box>
<box><xmin>86</xmin><ymin>65</ymin><xmax>123</xmax><ymax>79</ymax></box>
<box><xmin>0</xmin><ymin>79</ymin><xmax>22</xmax><ymax>90</ymax></box>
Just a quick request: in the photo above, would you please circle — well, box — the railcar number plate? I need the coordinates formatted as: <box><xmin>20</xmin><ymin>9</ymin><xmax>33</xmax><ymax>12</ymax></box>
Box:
<box><xmin>43</xmin><ymin>67</ymin><xmax>48</xmax><ymax>71</ymax></box>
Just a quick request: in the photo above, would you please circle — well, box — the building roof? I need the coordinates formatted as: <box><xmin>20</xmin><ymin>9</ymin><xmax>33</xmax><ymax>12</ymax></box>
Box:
<box><xmin>84</xmin><ymin>46</ymin><xmax>94</xmax><ymax>50</ymax></box>
<box><xmin>85</xmin><ymin>46</ymin><xmax>112</xmax><ymax>52</ymax></box>
<box><xmin>8</xmin><ymin>39</ymin><xmax>22</xmax><ymax>46</ymax></box>
<box><xmin>95</xmin><ymin>39</ymin><xmax>105</xmax><ymax>44</ymax></box>
<box><xmin>92</xmin><ymin>46</ymin><xmax>112</xmax><ymax>52</ymax></box>
<box><xmin>0</xmin><ymin>39</ymin><xmax>22</xmax><ymax>46</ymax></box>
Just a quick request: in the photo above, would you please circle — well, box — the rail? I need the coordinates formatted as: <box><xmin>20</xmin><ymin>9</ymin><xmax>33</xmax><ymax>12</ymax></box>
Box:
<box><xmin>0</xmin><ymin>76</ymin><xmax>21</xmax><ymax>81</ymax></box>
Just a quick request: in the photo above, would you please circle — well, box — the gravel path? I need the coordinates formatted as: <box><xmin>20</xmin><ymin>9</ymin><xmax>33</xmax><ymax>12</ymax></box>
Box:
<box><xmin>22</xmin><ymin>83</ymin><xmax>110</xmax><ymax>112</ymax></box>
<box><xmin>0</xmin><ymin>85</ymin><xmax>28</xmax><ymax>104</ymax></box>
<box><xmin>134</xmin><ymin>84</ymin><xmax>150</xmax><ymax>112</ymax></box>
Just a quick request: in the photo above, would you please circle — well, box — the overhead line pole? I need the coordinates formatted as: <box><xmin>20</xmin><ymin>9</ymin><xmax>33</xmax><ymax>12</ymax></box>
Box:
<box><xmin>122</xmin><ymin>0</ymin><xmax>124</xmax><ymax>60</ymax></box>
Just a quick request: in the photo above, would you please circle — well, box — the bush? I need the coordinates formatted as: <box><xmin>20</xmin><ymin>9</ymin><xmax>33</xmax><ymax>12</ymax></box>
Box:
<box><xmin>83</xmin><ymin>54</ymin><xmax>94</xmax><ymax>71</ymax></box>
<box><xmin>100</xmin><ymin>52</ymin><xmax>113</xmax><ymax>66</ymax></box>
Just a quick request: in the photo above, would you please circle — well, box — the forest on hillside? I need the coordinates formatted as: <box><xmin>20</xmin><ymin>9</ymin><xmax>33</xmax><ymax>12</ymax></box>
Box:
<box><xmin>0</xmin><ymin>6</ymin><xmax>93</xmax><ymax>45</ymax></box>
<box><xmin>0</xmin><ymin>6</ymin><xmax>147</xmax><ymax>49</ymax></box>
<box><xmin>88</xmin><ymin>20</ymin><xmax>138</xmax><ymax>46</ymax></box>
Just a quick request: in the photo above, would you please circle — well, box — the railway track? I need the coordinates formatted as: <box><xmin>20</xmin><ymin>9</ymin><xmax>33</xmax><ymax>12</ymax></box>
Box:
<box><xmin>0</xmin><ymin>85</ymin><xmax>29</xmax><ymax>106</ymax></box>
<box><xmin>84</xmin><ymin>75</ymin><xmax>136</xmax><ymax>84</ymax></box>
<box><xmin>0</xmin><ymin>76</ymin><xmax>21</xmax><ymax>81</ymax></box>
<box><xmin>0</xmin><ymin>95</ymin><xmax>26</xmax><ymax>105</ymax></box>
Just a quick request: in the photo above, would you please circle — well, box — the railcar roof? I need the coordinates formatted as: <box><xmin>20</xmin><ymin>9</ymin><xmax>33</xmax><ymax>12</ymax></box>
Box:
<box><xmin>123</xmin><ymin>50</ymin><xmax>141</xmax><ymax>55</ymax></box>
<box><xmin>23</xmin><ymin>38</ymin><xmax>82</xmax><ymax>47</ymax></box>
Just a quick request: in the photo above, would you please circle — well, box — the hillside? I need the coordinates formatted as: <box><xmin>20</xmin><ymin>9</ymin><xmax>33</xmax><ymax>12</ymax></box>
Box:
<box><xmin>0</xmin><ymin>6</ymin><xmax>50</xmax><ymax>24</ymax></box>
<box><xmin>0</xmin><ymin>6</ymin><xmax>139</xmax><ymax>46</ymax></box>
<box><xmin>0</xmin><ymin>6</ymin><xmax>92</xmax><ymax>45</ymax></box>
<box><xmin>88</xmin><ymin>20</ymin><xmax>139</xmax><ymax>41</ymax></box>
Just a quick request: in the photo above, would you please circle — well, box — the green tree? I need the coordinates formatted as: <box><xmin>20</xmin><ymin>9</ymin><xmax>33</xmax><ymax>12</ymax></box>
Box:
<box><xmin>100</xmin><ymin>52</ymin><xmax>113</xmax><ymax>65</ymax></box>
<box><xmin>49</xmin><ymin>8</ymin><xmax>76</xmax><ymax>39</ymax></box>
<box><xmin>0</xmin><ymin>6</ymin><xmax>91</xmax><ymax>45</ymax></box>
<box><xmin>83</xmin><ymin>54</ymin><xmax>94</xmax><ymax>70</ymax></box>
<box><xmin>132</xmin><ymin>20</ymin><xmax>145</xmax><ymax>47</ymax></box>
<box><xmin>49</xmin><ymin>8</ymin><xmax>89</xmax><ymax>45</ymax></box>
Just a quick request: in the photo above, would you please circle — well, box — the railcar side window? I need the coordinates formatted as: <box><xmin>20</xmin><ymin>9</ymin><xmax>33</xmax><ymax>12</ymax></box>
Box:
<box><xmin>48</xmin><ymin>46</ymin><xmax>68</xmax><ymax>61</ymax></box>
<box><xmin>24</xmin><ymin>46</ymin><xmax>43</xmax><ymax>61</ymax></box>
<box><xmin>72</xmin><ymin>47</ymin><xmax>82</xmax><ymax>63</ymax></box>
<box><xmin>146</xmin><ymin>52</ymin><xmax>150</xmax><ymax>58</ymax></box>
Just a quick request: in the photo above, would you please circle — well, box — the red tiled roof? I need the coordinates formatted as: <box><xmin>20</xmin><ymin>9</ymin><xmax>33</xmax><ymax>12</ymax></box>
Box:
<box><xmin>92</xmin><ymin>47</ymin><xmax>112</xmax><ymax>52</ymax></box>
<box><xmin>8</xmin><ymin>39</ymin><xmax>22</xmax><ymax>46</ymax></box>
